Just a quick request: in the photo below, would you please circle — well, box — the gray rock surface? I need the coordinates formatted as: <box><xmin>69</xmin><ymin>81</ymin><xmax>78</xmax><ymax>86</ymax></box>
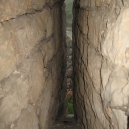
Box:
<box><xmin>0</xmin><ymin>1</ymin><xmax>66</xmax><ymax>129</ymax></box>
<box><xmin>1</xmin><ymin>0</ymin><xmax>129</xmax><ymax>129</ymax></box>
<box><xmin>73</xmin><ymin>0</ymin><xmax>129</xmax><ymax>129</ymax></box>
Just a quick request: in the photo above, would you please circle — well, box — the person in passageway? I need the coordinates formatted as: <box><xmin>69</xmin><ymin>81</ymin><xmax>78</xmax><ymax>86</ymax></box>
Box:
<box><xmin>66</xmin><ymin>85</ymin><xmax>73</xmax><ymax>98</ymax></box>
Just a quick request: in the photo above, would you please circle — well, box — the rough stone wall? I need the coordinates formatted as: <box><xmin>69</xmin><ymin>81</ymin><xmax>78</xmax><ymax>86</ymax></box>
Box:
<box><xmin>73</xmin><ymin>0</ymin><xmax>129</xmax><ymax>129</ymax></box>
<box><xmin>0</xmin><ymin>0</ymin><xmax>66</xmax><ymax>129</ymax></box>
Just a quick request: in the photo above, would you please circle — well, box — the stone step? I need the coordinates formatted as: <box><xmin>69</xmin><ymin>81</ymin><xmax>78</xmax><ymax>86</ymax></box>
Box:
<box><xmin>53</xmin><ymin>115</ymin><xmax>82</xmax><ymax>129</ymax></box>
<box><xmin>53</xmin><ymin>127</ymin><xmax>81</xmax><ymax>129</ymax></box>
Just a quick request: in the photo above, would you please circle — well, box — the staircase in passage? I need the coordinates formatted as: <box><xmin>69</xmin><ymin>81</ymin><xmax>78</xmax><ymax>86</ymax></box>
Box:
<box><xmin>53</xmin><ymin>115</ymin><xmax>82</xmax><ymax>129</ymax></box>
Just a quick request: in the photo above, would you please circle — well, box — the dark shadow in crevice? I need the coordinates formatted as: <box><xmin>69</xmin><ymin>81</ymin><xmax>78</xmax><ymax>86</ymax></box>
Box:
<box><xmin>127</xmin><ymin>117</ymin><xmax>129</xmax><ymax>129</ymax></box>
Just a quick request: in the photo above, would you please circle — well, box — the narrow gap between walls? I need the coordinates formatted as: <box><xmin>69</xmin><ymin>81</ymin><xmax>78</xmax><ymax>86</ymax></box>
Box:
<box><xmin>65</xmin><ymin>0</ymin><xmax>74</xmax><ymax>115</ymax></box>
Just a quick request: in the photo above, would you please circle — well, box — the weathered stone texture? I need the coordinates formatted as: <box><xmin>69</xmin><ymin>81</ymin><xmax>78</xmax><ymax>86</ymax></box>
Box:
<box><xmin>0</xmin><ymin>0</ymin><xmax>61</xmax><ymax>22</ymax></box>
<box><xmin>73</xmin><ymin>0</ymin><xmax>129</xmax><ymax>129</ymax></box>
<box><xmin>0</xmin><ymin>0</ymin><xmax>66</xmax><ymax>129</ymax></box>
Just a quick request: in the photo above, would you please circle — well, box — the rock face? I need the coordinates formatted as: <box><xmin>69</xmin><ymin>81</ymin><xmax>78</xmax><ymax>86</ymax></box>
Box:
<box><xmin>1</xmin><ymin>0</ymin><xmax>129</xmax><ymax>129</ymax></box>
<box><xmin>0</xmin><ymin>0</ymin><xmax>66</xmax><ymax>129</ymax></box>
<box><xmin>73</xmin><ymin>0</ymin><xmax>129</xmax><ymax>129</ymax></box>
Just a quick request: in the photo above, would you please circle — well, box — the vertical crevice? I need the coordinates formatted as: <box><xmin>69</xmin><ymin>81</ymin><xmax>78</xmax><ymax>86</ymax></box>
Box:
<box><xmin>127</xmin><ymin>117</ymin><xmax>129</xmax><ymax>129</ymax></box>
<box><xmin>65</xmin><ymin>0</ymin><xmax>74</xmax><ymax>115</ymax></box>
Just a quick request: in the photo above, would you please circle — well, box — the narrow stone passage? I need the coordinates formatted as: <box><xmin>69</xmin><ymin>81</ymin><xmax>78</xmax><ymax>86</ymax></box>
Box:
<box><xmin>1</xmin><ymin>0</ymin><xmax>129</xmax><ymax>129</ymax></box>
<box><xmin>53</xmin><ymin>115</ymin><xmax>81</xmax><ymax>129</ymax></box>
